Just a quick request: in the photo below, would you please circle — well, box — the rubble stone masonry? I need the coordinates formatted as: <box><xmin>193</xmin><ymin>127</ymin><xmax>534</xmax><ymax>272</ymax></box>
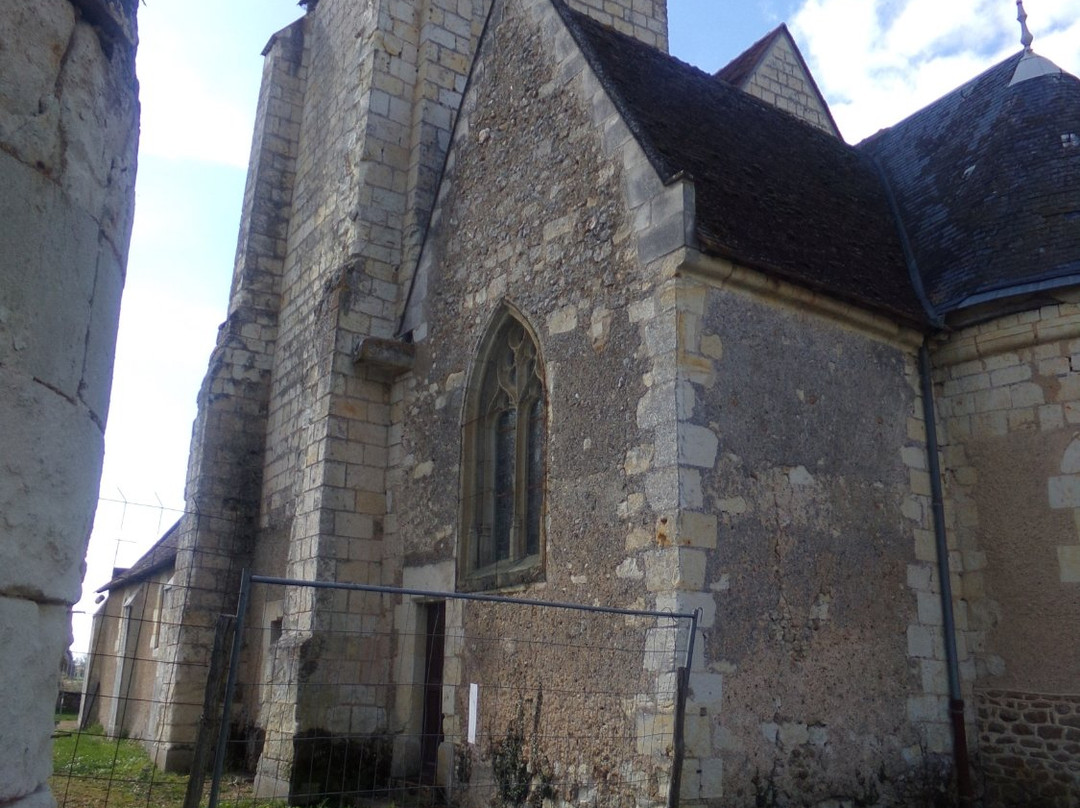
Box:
<box><xmin>977</xmin><ymin>690</ymin><xmax>1080</xmax><ymax>805</ymax></box>
<box><xmin>388</xmin><ymin>0</ymin><xmax>685</xmax><ymax>801</ymax></box>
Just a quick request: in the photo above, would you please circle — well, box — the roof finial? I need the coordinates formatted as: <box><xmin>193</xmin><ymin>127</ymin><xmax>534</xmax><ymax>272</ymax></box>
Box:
<box><xmin>1017</xmin><ymin>0</ymin><xmax>1035</xmax><ymax>50</ymax></box>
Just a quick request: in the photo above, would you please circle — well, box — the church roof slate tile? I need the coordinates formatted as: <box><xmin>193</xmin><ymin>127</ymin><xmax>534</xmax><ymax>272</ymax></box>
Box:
<box><xmin>555</xmin><ymin>2</ymin><xmax>928</xmax><ymax>326</ymax></box>
<box><xmin>858</xmin><ymin>55</ymin><xmax>1080</xmax><ymax>316</ymax></box>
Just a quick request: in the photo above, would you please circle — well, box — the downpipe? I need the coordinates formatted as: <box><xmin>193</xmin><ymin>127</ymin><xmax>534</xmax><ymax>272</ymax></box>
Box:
<box><xmin>918</xmin><ymin>341</ymin><xmax>974</xmax><ymax>806</ymax></box>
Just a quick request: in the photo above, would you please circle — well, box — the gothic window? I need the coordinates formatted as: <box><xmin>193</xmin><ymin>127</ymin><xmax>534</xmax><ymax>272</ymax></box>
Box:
<box><xmin>460</xmin><ymin>308</ymin><xmax>546</xmax><ymax>590</ymax></box>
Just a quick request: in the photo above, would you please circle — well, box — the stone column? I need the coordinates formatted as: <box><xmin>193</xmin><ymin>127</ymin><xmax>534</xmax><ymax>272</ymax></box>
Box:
<box><xmin>0</xmin><ymin>1</ymin><xmax>139</xmax><ymax>805</ymax></box>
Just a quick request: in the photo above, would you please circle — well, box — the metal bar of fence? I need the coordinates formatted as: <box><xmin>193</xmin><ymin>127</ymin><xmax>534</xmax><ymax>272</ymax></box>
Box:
<box><xmin>248</xmin><ymin>573</ymin><xmax>700</xmax><ymax>625</ymax></box>
<box><xmin>209</xmin><ymin>568</ymin><xmax>252</xmax><ymax>808</ymax></box>
<box><xmin>670</xmin><ymin>609</ymin><xmax>699</xmax><ymax>808</ymax></box>
<box><xmin>185</xmin><ymin>614</ymin><xmax>234</xmax><ymax>808</ymax></box>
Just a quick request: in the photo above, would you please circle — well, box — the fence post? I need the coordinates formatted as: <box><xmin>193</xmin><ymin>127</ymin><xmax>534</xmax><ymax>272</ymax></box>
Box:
<box><xmin>667</xmin><ymin>609</ymin><xmax>699</xmax><ymax>808</ymax></box>
<box><xmin>183</xmin><ymin>613</ymin><xmax>236</xmax><ymax>808</ymax></box>
<box><xmin>208</xmin><ymin>568</ymin><xmax>253</xmax><ymax>808</ymax></box>
<box><xmin>667</xmin><ymin>665</ymin><xmax>690</xmax><ymax>808</ymax></box>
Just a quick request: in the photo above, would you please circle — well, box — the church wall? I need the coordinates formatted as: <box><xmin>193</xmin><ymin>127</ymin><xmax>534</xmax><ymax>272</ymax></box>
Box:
<box><xmin>82</xmin><ymin>576</ymin><xmax>170</xmax><ymax>746</ymax></box>
<box><xmin>0</xmin><ymin>1</ymin><xmax>138</xmax><ymax>803</ymax></box>
<box><xmin>139</xmin><ymin>0</ymin><xmax>673</xmax><ymax>793</ymax></box>
<box><xmin>934</xmin><ymin>304</ymin><xmax>1080</xmax><ymax>805</ymax></box>
<box><xmin>676</xmin><ymin>264</ymin><xmax>950</xmax><ymax>804</ymax></box>
<box><xmin>386</xmin><ymin>0</ymin><xmax>689</xmax><ymax>801</ymax></box>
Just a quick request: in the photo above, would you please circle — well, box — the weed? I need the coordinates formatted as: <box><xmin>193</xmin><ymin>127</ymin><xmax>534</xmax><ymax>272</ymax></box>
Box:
<box><xmin>489</xmin><ymin>695</ymin><xmax>556</xmax><ymax>808</ymax></box>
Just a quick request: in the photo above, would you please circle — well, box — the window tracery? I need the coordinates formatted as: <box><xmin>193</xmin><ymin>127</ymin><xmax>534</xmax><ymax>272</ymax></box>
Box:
<box><xmin>460</xmin><ymin>309</ymin><xmax>546</xmax><ymax>589</ymax></box>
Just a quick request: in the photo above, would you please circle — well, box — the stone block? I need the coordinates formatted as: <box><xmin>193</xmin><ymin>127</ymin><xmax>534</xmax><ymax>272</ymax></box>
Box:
<box><xmin>644</xmin><ymin>547</ymin><xmax>706</xmax><ymax>592</ymax></box>
<box><xmin>920</xmin><ymin>658</ymin><xmax>948</xmax><ymax>695</ymax></box>
<box><xmin>637</xmin><ymin>210</ymin><xmax>687</xmax><ymax>266</ymax></box>
<box><xmin>678</xmin><ymin>423</ymin><xmax>718</xmax><ymax>468</ymax></box>
<box><xmin>907</xmin><ymin>694</ymin><xmax>947</xmax><ymax>723</ymax></box>
<box><xmin>678</xmin><ymin>758</ymin><xmax>701</xmax><ymax>800</ymax></box>
<box><xmin>0</xmin><ymin>151</ymin><xmax>102</xmax><ymax>400</ymax></box>
<box><xmin>1048</xmin><ymin>475</ymin><xmax>1080</xmax><ymax>508</ymax></box>
<box><xmin>688</xmin><ymin>672</ymin><xmax>723</xmax><ymax>705</ymax></box>
<box><xmin>677</xmin><ymin>510</ymin><xmax>717</xmax><ymax>549</ymax></box>
<box><xmin>907</xmin><ymin>624</ymin><xmax>937</xmax><ymax>659</ymax></box>
<box><xmin>644</xmin><ymin>467</ymin><xmax>679</xmax><ymax>512</ymax></box>
<box><xmin>654</xmin><ymin>591</ymin><xmax>716</xmax><ymax>629</ymax></box>
<box><xmin>635</xmin><ymin>382</ymin><xmax>675</xmax><ymax>430</ymax></box>
<box><xmin>1058</xmin><ymin>545</ymin><xmax>1080</xmax><ymax>583</ymax></box>
<box><xmin>679</xmin><ymin>468</ymin><xmax>703</xmax><ymax>509</ymax></box>
<box><xmin>636</xmin><ymin>711</ymin><xmax>674</xmax><ymax>755</ymax></box>
<box><xmin>778</xmin><ymin>722</ymin><xmax>809</xmax><ymax>747</ymax></box>
<box><xmin>0</xmin><ymin>373</ymin><xmax>103</xmax><ymax>603</ymax></box>
<box><xmin>624</xmin><ymin>443</ymin><xmax>654</xmax><ymax>476</ymax></box>
<box><xmin>0</xmin><ymin>597</ymin><xmax>68</xmax><ymax>803</ymax></box>
<box><xmin>916</xmin><ymin>590</ymin><xmax>943</xmax><ymax>626</ymax></box>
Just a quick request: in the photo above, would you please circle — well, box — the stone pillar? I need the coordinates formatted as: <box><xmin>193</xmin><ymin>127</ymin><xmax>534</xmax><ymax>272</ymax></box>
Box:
<box><xmin>0</xmin><ymin>1</ymin><xmax>139</xmax><ymax>805</ymax></box>
<box><xmin>151</xmin><ymin>18</ymin><xmax>305</xmax><ymax>772</ymax></box>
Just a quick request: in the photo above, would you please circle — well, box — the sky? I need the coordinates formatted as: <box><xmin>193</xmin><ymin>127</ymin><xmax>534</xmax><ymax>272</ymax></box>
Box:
<box><xmin>74</xmin><ymin>0</ymin><xmax>1080</xmax><ymax>651</ymax></box>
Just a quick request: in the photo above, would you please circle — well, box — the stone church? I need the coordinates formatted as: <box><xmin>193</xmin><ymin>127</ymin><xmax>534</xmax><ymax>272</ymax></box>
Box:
<box><xmin>94</xmin><ymin>0</ymin><xmax>1080</xmax><ymax>803</ymax></box>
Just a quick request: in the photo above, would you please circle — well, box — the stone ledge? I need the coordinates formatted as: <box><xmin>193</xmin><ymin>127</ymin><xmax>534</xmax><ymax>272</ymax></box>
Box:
<box><xmin>353</xmin><ymin>337</ymin><xmax>416</xmax><ymax>376</ymax></box>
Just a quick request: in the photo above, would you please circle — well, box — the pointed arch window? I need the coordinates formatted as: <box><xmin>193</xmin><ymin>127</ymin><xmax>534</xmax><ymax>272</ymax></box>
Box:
<box><xmin>460</xmin><ymin>309</ymin><xmax>546</xmax><ymax>590</ymax></box>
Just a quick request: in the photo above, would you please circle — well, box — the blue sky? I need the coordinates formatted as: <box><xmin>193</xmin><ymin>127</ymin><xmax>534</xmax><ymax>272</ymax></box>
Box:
<box><xmin>76</xmin><ymin>0</ymin><xmax>1080</xmax><ymax>649</ymax></box>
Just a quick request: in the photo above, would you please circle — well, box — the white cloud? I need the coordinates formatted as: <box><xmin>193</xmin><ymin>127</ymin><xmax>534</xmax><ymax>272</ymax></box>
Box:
<box><xmin>138</xmin><ymin>65</ymin><xmax>258</xmax><ymax>167</ymax></box>
<box><xmin>791</xmin><ymin>0</ymin><xmax>1080</xmax><ymax>142</ymax></box>
<box><xmin>135</xmin><ymin>0</ymin><xmax>300</xmax><ymax>166</ymax></box>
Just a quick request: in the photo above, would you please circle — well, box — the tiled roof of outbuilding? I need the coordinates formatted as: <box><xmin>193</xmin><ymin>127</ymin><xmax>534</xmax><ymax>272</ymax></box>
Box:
<box><xmin>555</xmin><ymin>3</ymin><xmax>928</xmax><ymax>325</ymax></box>
<box><xmin>98</xmin><ymin>520</ymin><xmax>180</xmax><ymax>592</ymax></box>
<box><xmin>859</xmin><ymin>55</ymin><xmax>1080</xmax><ymax>315</ymax></box>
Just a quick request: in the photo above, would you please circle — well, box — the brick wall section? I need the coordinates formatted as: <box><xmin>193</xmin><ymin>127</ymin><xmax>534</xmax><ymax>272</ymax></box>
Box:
<box><xmin>738</xmin><ymin>34</ymin><xmax>836</xmax><ymax>136</ymax></box>
<box><xmin>933</xmin><ymin>303</ymin><xmax>1080</xmax><ymax>801</ymax></box>
<box><xmin>567</xmin><ymin>0</ymin><xmax>667</xmax><ymax>49</ymax></box>
<box><xmin>977</xmin><ymin>690</ymin><xmax>1080</xmax><ymax>806</ymax></box>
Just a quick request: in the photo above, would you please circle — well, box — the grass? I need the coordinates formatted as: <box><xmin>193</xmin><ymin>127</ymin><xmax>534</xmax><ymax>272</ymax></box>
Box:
<box><xmin>49</xmin><ymin>726</ymin><xmax>408</xmax><ymax>808</ymax></box>
<box><xmin>49</xmin><ymin>727</ymin><xmax>274</xmax><ymax>808</ymax></box>
<box><xmin>51</xmin><ymin>726</ymin><xmax>188</xmax><ymax>808</ymax></box>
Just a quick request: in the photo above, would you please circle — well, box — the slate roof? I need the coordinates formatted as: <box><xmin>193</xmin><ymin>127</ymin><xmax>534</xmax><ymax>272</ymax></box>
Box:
<box><xmin>97</xmin><ymin>520</ymin><xmax>180</xmax><ymax>592</ymax></box>
<box><xmin>859</xmin><ymin>55</ymin><xmax>1080</xmax><ymax>316</ymax></box>
<box><xmin>554</xmin><ymin>3</ymin><xmax>927</xmax><ymax>325</ymax></box>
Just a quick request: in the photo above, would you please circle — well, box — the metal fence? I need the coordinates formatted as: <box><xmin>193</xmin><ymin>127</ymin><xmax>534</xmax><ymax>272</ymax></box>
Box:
<box><xmin>52</xmin><ymin>570</ymin><xmax>697</xmax><ymax>808</ymax></box>
<box><xmin>208</xmin><ymin>573</ymin><xmax>698</xmax><ymax>808</ymax></box>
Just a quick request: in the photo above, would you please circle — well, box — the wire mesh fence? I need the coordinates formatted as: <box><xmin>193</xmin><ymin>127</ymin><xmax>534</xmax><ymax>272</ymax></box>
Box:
<box><xmin>53</xmin><ymin>498</ymin><xmax>261</xmax><ymax>808</ymax></box>
<box><xmin>212</xmin><ymin>575</ymin><xmax>698</xmax><ymax>808</ymax></box>
<box><xmin>52</xmin><ymin>565</ymin><xmax>697</xmax><ymax>808</ymax></box>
